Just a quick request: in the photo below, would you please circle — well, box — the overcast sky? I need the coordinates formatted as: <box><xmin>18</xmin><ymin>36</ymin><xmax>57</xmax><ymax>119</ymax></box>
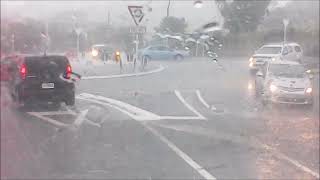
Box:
<box><xmin>1</xmin><ymin>0</ymin><xmax>223</xmax><ymax>32</ymax></box>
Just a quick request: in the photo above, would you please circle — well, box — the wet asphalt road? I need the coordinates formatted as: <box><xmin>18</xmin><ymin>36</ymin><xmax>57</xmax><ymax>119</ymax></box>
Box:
<box><xmin>1</xmin><ymin>57</ymin><xmax>319</xmax><ymax>179</ymax></box>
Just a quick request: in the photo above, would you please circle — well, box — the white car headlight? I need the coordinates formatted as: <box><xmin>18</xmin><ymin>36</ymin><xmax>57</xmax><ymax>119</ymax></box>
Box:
<box><xmin>306</xmin><ymin>87</ymin><xmax>312</xmax><ymax>93</ymax></box>
<box><xmin>249</xmin><ymin>57</ymin><xmax>253</xmax><ymax>62</ymax></box>
<box><xmin>271</xmin><ymin>57</ymin><xmax>276</xmax><ymax>61</ymax></box>
<box><xmin>269</xmin><ymin>84</ymin><xmax>278</xmax><ymax>92</ymax></box>
<box><xmin>92</xmin><ymin>49</ymin><xmax>98</xmax><ymax>57</ymax></box>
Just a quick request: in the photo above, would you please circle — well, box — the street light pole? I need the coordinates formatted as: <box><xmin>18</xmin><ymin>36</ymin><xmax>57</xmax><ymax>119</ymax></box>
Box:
<box><xmin>167</xmin><ymin>0</ymin><xmax>171</xmax><ymax>17</ymax></box>
<box><xmin>11</xmin><ymin>34</ymin><xmax>15</xmax><ymax>53</ymax></box>
<box><xmin>283</xmin><ymin>18</ymin><xmax>289</xmax><ymax>46</ymax></box>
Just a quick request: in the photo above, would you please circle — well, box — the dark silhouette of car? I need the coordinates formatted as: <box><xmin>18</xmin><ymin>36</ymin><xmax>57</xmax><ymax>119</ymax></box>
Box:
<box><xmin>6</xmin><ymin>54</ymin><xmax>75</xmax><ymax>107</ymax></box>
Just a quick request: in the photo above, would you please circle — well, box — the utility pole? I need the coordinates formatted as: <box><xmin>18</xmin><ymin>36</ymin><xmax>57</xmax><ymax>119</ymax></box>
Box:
<box><xmin>107</xmin><ymin>10</ymin><xmax>110</xmax><ymax>25</ymax></box>
<box><xmin>11</xmin><ymin>34</ymin><xmax>15</xmax><ymax>53</ymax></box>
<box><xmin>167</xmin><ymin>0</ymin><xmax>171</xmax><ymax>17</ymax></box>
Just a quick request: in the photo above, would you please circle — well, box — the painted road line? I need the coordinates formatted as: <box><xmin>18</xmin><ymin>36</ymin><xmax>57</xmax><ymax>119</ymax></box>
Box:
<box><xmin>77</xmin><ymin>93</ymin><xmax>161</xmax><ymax>121</ymax></box>
<box><xmin>174</xmin><ymin>90</ymin><xmax>206</xmax><ymax>120</ymax></box>
<box><xmin>254</xmin><ymin>140</ymin><xmax>320</xmax><ymax>179</ymax></box>
<box><xmin>84</xmin><ymin>119</ymin><xmax>102</xmax><ymax>128</ymax></box>
<box><xmin>76</xmin><ymin>93</ymin><xmax>217</xmax><ymax>179</ymax></box>
<box><xmin>32</xmin><ymin>111</ymin><xmax>77</xmax><ymax>116</ymax></box>
<box><xmin>155</xmin><ymin>122</ymin><xmax>319</xmax><ymax>179</ymax></box>
<box><xmin>195</xmin><ymin>90</ymin><xmax>210</xmax><ymax>109</ymax></box>
<box><xmin>160</xmin><ymin>116</ymin><xmax>206</xmax><ymax>120</ymax></box>
<box><xmin>81</xmin><ymin>65</ymin><xmax>165</xmax><ymax>80</ymax></box>
<box><xmin>195</xmin><ymin>90</ymin><xmax>218</xmax><ymax>111</ymax></box>
<box><xmin>77</xmin><ymin>93</ymin><xmax>206</xmax><ymax>121</ymax></box>
<box><xmin>143</xmin><ymin>123</ymin><xmax>216</xmax><ymax>180</ymax></box>
<box><xmin>73</xmin><ymin>109</ymin><xmax>89</xmax><ymax>127</ymax></box>
<box><xmin>27</xmin><ymin>112</ymin><xmax>69</xmax><ymax>128</ymax></box>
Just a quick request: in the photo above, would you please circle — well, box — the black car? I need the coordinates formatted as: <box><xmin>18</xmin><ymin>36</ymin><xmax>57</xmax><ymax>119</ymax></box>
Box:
<box><xmin>6</xmin><ymin>54</ymin><xmax>75</xmax><ymax>107</ymax></box>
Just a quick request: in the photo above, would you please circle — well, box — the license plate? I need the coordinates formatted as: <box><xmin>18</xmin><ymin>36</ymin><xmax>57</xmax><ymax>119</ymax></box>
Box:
<box><xmin>41</xmin><ymin>83</ymin><xmax>54</xmax><ymax>89</ymax></box>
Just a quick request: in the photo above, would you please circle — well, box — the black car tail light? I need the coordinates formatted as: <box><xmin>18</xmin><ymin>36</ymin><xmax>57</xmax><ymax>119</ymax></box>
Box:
<box><xmin>20</xmin><ymin>63</ymin><xmax>27</xmax><ymax>80</ymax></box>
<box><xmin>65</xmin><ymin>64</ymin><xmax>72</xmax><ymax>79</ymax></box>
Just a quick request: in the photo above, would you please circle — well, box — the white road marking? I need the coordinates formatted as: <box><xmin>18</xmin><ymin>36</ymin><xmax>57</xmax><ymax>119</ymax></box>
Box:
<box><xmin>84</xmin><ymin>119</ymin><xmax>102</xmax><ymax>128</ymax></box>
<box><xmin>143</xmin><ymin>123</ymin><xmax>216</xmax><ymax>180</ymax></box>
<box><xmin>174</xmin><ymin>90</ymin><xmax>206</xmax><ymax>120</ymax></box>
<box><xmin>154</xmin><ymin>122</ymin><xmax>320</xmax><ymax>179</ymax></box>
<box><xmin>77</xmin><ymin>93</ymin><xmax>161</xmax><ymax>121</ymax></box>
<box><xmin>254</xmin><ymin>141</ymin><xmax>320</xmax><ymax>179</ymax></box>
<box><xmin>159</xmin><ymin>116</ymin><xmax>206</xmax><ymax>120</ymax></box>
<box><xmin>30</xmin><ymin>111</ymin><xmax>77</xmax><ymax>116</ymax></box>
<box><xmin>81</xmin><ymin>65</ymin><xmax>165</xmax><ymax>80</ymax></box>
<box><xmin>195</xmin><ymin>90</ymin><xmax>218</xmax><ymax>111</ymax></box>
<box><xmin>73</xmin><ymin>109</ymin><xmax>89</xmax><ymax>127</ymax></box>
<box><xmin>195</xmin><ymin>90</ymin><xmax>210</xmax><ymax>109</ymax></box>
<box><xmin>27</xmin><ymin>112</ymin><xmax>69</xmax><ymax>128</ymax></box>
<box><xmin>77</xmin><ymin>93</ymin><xmax>206</xmax><ymax>121</ymax></box>
<box><xmin>76</xmin><ymin>92</ymin><xmax>216</xmax><ymax>179</ymax></box>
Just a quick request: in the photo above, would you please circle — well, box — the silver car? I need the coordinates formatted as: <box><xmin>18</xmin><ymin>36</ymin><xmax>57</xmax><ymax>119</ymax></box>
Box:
<box><xmin>255</xmin><ymin>60</ymin><xmax>313</xmax><ymax>105</ymax></box>
<box><xmin>249</xmin><ymin>42</ymin><xmax>303</xmax><ymax>73</ymax></box>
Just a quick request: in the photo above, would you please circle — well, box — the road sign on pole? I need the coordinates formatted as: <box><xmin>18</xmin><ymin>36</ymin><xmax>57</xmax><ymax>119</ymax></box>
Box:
<box><xmin>128</xmin><ymin>5</ymin><xmax>145</xmax><ymax>71</ymax></box>
<box><xmin>128</xmin><ymin>6</ymin><xmax>144</xmax><ymax>26</ymax></box>
<box><xmin>129</xmin><ymin>26</ymin><xmax>146</xmax><ymax>34</ymax></box>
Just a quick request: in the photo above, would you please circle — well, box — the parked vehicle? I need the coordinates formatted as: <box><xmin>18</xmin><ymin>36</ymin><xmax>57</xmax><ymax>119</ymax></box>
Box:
<box><xmin>249</xmin><ymin>42</ymin><xmax>303</xmax><ymax>73</ymax></box>
<box><xmin>138</xmin><ymin>45</ymin><xmax>190</xmax><ymax>61</ymax></box>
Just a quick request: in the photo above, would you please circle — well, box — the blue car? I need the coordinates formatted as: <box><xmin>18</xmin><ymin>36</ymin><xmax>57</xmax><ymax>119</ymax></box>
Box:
<box><xmin>138</xmin><ymin>45</ymin><xmax>190</xmax><ymax>60</ymax></box>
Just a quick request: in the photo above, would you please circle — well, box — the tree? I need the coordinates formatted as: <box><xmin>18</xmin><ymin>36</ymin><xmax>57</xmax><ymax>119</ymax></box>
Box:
<box><xmin>219</xmin><ymin>0</ymin><xmax>271</xmax><ymax>33</ymax></box>
<box><xmin>155</xmin><ymin>16</ymin><xmax>187</xmax><ymax>34</ymax></box>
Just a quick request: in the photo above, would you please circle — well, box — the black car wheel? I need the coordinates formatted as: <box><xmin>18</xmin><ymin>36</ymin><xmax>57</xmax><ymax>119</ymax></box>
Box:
<box><xmin>174</xmin><ymin>54</ymin><xmax>183</xmax><ymax>60</ymax></box>
<box><xmin>65</xmin><ymin>95</ymin><xmax>75</xmax><ymax>106</ymax></box>
<box><xmin>65</xmin><ymin>90</ymin><xmax>75</xmax><ymax>106</ymax></box>
<box><xmin>143</xmin><ymin>55</ymin><xmax>151</xmax><ymax>61</ymax></box>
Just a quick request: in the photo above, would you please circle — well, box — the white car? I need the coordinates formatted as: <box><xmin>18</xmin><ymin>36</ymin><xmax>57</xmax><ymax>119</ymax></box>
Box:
<box><xmin>249</xmin><ymin>42</ymin><xmax>303</xmax><ymax>73</ymax></box>
<box><xmin>255</xmin><ymin>60</ymin><xmax>313</xmax><ymax>105</ymax></box>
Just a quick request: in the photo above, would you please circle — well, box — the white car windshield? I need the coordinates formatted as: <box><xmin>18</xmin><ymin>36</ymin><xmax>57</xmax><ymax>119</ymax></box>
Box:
<box><xmin>256</xmin><ymin>47</ymin><xmax>282</xmax><ymax>54</ymax></box>
<box><xmin>269</xmin><ymin>64</ymin><xmax>306</xmax><ymax>78</ymax></box>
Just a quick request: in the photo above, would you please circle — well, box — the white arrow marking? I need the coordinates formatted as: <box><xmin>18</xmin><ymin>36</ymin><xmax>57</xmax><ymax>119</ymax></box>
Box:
<box><xmin>174</xmin><ymin>90</ymin><xmax>206</xmax><ymax>120</ymax></box>
<box><xmin>73</xmin><ymin>109</ymin><xmax>89</xmax><ymax>127</ymax></box>
<box><xmin>77</xmin><ymin>93</ymin><xmax>161</xmax><ymax>121</ymax></box>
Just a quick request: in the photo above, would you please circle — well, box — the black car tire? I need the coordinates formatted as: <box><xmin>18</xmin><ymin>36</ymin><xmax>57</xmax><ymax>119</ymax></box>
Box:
<box><xmin>143</xmin><ymin>55</ymin><xmax>151</xmax><ymax>61</ymax></box>
<box><xmin>174</xmin><ymin>54</ymin><xmax>183</xmax><ymax>60</ymax></box>
<box><xmin>65</xmin><ymin>95</ymin><xmax>75</xmax><ymax>106</ymax></box>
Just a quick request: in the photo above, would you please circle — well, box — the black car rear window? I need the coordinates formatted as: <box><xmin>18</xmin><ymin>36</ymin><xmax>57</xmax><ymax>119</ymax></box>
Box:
<box><xmin>25</xmin><ymin>56</ymin><xmax>69</xmax><ymax>75</ymax></box>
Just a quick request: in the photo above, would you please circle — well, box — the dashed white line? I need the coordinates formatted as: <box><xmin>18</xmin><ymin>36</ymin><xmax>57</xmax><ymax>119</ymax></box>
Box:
<box><xmin>143</xmin><ymin>123</ymin><xmax>216</xmax><ymax>180</ymax></box>
<box><xmin>174</xmin><ymin>90</ymin><xmax>206</xmax><ymax>120</ymax></box>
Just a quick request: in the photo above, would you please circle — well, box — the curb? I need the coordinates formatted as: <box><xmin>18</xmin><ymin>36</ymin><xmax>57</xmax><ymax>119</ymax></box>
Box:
<box><xmin>81</xmin><ymin>65</ymin><xmax>165</xmax><ymax>80</ymax></box>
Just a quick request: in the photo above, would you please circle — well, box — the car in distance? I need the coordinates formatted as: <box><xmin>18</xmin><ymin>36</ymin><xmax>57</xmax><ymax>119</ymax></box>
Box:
<box><xmin>6</xmin><ymin>54</ymin><xmax>75</xmax><ymax>107</ymax></box>
<box><xmin>91</xmin><ymin>44</ymin><xmax>115</xmax><ymax>61</ymax></box>
<box><xmin>249</xmin><ymin>42</ymin><xmax>303</xmax><ymax>73</ymax></box>
<box><xmin>138</xmin><ymin>45</ymin><xmax>190</xmax><ymax>61</ymax></box>
<box><xmin>255</xmin><ymin>60</ymin><xmax>313</xmax><ymax>106</ymax></box>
